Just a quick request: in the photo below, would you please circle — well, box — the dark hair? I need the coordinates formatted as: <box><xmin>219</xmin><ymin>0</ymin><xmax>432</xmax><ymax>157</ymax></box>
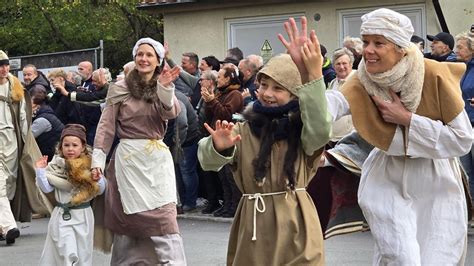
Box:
<box><xmin>29</xmin><ymin>86</ymin><xmax>48</xmax><ymax>105</ymax></box>
<box><xmin>220</xmin><ymin>64</ymin><xmax>241</xmax><ymax>88</ymax></box>
<box><xmin>202</xmin><ymin>55</ymin><xmax>220</xmax><ymax>71</ymax></box>
<box><xmin>227</xmin><ymin>47</ymin><xmax>244</xmax><ymax>61</ymax></box>
<box><xmin>320</xmin><ymin>44</ymin><xmax>327</xmax><ymax>57</ymax></box>
<box><xmin>182</xmin><ymin>52</ymin><xmax>199</xmax><ymax>67</ymax></box>
<box><xmin>410</xmin><ymin>35</ymin><xmax>425</xmax><ymax>49</ymax></box>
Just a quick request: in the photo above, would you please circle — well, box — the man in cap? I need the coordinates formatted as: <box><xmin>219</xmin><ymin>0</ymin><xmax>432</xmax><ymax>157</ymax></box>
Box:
<box><xmin>424</xmin><ymin>32</ymin><xmax>457</xmax><ymax>62</ymax></box>
<box><xmin>0</xmin><ymin>50</ymin><xmax>44</xmax><ymax>245</ymax></box>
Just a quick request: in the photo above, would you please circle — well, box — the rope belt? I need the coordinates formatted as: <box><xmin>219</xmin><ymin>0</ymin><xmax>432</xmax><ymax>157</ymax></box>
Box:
<box><xmin>56</xmin><ymin>202</ymin><xmax>91</xmax><ymax>221</ymax></box>
<box><xmin>242</xmin><ymin>188</ymin><xmax>306</xmax><ymax>241</ymax></box>
<box><xmin>123</xmin><ymin>139</ymin><xmax>169</xmax><ymax>160</ymax></box>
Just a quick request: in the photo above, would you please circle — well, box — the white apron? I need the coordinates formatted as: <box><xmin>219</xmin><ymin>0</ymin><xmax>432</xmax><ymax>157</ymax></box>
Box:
<box><xmin>115</xmin><ymin>139</ymin><xmax>177</xmax><ymax>214</ymax></box>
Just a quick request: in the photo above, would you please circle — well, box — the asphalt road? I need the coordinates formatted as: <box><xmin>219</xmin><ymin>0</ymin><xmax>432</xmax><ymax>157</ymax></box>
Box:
<box><xmin>1</xmin><ymin>217</ymin><xmax>474</xmax><ymax>265</ymax></box>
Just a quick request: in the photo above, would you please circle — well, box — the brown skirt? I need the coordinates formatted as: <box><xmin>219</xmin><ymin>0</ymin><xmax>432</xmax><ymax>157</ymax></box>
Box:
<box><xmin>104</xmin><ymin>157</ymin><xmax>179</xmax><ymax>238</ymax></box>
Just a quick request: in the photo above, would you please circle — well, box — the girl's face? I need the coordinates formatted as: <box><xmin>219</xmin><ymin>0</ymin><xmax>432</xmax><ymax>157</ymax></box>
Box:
<box><xmin>217</xmin><ymin>69</ymin><xmax>230</xmax><ymax>88</ymax></box>
<box><xmin>257</xmin><ymin>76</ymin><xmax>294</xmax><ymax>107</ymax></box>
<box><xmin>61</xmin><ymin>136</ymin><xmax>85</xmax><ymax>159</ymax></box>
<box><xmin>134</xmin><ymin>44</ymin><xmax>159</xmax><ymax>76</ymax></box>
<box><xmin>362</xmin><ymin>35</ymin><xmax>405</xmax><ymax>74</ymax></box>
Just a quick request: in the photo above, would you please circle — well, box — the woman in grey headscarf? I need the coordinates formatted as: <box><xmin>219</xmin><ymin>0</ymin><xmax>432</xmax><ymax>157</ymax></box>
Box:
<box><xmin>282</xmin><ymin>8</ymin><xmax>471</xmax><ymax>265</ymax></box>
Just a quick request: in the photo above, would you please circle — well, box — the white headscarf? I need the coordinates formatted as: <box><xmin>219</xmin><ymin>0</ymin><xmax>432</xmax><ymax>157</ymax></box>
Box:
<box><xmin>132</xmin><ymin>38</ymin><xmax>165</xmax><ymax>64</ymax></box>
<box><xmin>360</xmin><ymin>8</ymin><xmax>414</xmax><ymax>48</ymax></box>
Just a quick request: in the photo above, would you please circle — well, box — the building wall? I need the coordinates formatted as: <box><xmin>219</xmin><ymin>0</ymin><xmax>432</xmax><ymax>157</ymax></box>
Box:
<box><xmin>439</xmin><ymin>0</ymin><xmax>474</xmax><ymax>36</ymax></box>
<box><xmin>163</xmin><ymin>0</ymin><xmax>467</xmax><ymax>62</ymax></box>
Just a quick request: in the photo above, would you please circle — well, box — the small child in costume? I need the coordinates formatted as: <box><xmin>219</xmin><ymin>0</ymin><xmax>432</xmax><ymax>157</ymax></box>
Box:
<box><xmin>197</xmin><ymin>17</ymin><xmax>331</xmax><ymax>265</ymax></box>
<box><xmin>35</xmin><ymin>124</ymin><xmax>106</xmax><ymax>265</ymax></box>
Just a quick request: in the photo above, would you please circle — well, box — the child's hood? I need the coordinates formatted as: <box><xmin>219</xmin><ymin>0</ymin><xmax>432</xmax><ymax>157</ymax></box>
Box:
<box><xmin>256</xmin><ymin>54</ymin><xmax>302</xmax><ymax>95</ymax></box>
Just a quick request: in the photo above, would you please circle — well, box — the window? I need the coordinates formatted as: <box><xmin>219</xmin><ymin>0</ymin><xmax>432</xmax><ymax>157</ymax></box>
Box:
<box><xmin>226</xmin><ymin>14</ymin><xmax>304</xmax><ymax>60</ymax></box>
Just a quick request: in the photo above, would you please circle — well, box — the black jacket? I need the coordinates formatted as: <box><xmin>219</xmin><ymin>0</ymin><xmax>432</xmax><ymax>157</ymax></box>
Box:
<box><xmin>25</xmin><ymin>72</ymin><xmax>52</xmax><ymax>94</ymax></box>
<box><xmin>34</xmin><ymin>105</ymin><xmax>64</xmax><ymax>160</ymax></box>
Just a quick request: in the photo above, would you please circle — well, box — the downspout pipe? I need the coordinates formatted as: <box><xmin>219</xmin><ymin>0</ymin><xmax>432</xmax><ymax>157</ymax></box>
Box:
<box><xmin>432</xmin><ymin>0</ymin><xmax>449</xmax><ymax>33</ymax></box>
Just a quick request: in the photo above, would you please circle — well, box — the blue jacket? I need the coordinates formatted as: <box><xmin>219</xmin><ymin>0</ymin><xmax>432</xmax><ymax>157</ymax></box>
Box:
<box><xmin>461</xmin><ymin>58</ymin><xmax>474</xmax><ymax>123</ymax></box>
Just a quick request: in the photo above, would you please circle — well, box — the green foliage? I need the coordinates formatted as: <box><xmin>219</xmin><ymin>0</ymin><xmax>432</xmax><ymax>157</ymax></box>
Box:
<box><xmin>0</xmin><ymin>1</ymin><xmax>163</xmax><ymax>75</ymax></box>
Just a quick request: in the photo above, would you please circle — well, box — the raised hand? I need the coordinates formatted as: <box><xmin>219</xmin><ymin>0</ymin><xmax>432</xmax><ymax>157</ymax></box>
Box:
<box><xmin>91</xmin><ymin>167</ymin><xmax>102</xmax><ymax>181</ymax></box>
<box><xmin>201</xmin><ymin>86</ymin><xmax>215</xmax><ymax>102</ymax></box>
<box><xmin>204</xmin><ymin>120</ymin><xmax>241</xmax><ymax>152</ymax></box>
<box><xmin>278</xmin><ymin>16</ymin><xmax>309</xmax><ymax>82</ymax></box>
<box><xmin>158</xmin><ymin>66</ymin><xmax>180</xmax><ymax>88</ymax></box>
<box><xmin>164</xmin><ymin>41</ymin><xmax>171</xmax><ymax>60</ymax></box>
<box><xmin>371</xmin><ymin>90</ymin><xmax>412</xmax><ymax>127</ymax></box>
<box><xmin>35</xmin><ymin>155</ymin><xmax>48</xmax><ymax>168</ymax></box>
<box><xmin>241</xmin><ymin>88</ymin><xmax>251</xmax><ymax>99</ymax></box>
<box><xmin>301</xmin><ymin>30</ymin><xmax>323</xmax><ymax>82</ymax></box>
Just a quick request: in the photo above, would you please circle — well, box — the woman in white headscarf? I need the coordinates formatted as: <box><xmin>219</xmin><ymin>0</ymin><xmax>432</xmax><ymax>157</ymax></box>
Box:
<box><xmin>282</xmin><ymin>8</ymin><xmax>471</xmax><ymax>265</ymax></box>
<box><xmin>91</xmin><ymin>38</ymin><xmax>187</xmax><ymax>264</ymax></box>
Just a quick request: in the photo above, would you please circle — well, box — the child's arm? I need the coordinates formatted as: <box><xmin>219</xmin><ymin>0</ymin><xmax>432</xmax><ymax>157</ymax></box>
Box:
<box><xmin>97</xmin><ymin>174</ymin><xmax>107</xmax><ymax>195</ymax></box>
<box><xmin>197</xmin><ymin>120</ymin><xmax>241</xmax><ymax>171</ymax></box>
<box><xmin>280</xmin><ymin>17</ymin><xmax>331</xmax><ymax>154</ymax></box>
<box><xmin>35</xmin><ymin>155</ymin><xmax>54</xmax><ymax>193</ymax></box>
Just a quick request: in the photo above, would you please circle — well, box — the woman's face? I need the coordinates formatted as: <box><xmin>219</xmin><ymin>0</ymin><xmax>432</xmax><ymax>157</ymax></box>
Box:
<box><xmin>217</xmin><ymin>69</ymin><xmax>230</xmax><ymax>88</ymax></box>
<box><xmin>49</xmin><ymin>76</ymin><xmax>65</xmax><ymax>89</ymax></box>
<box><xmin>455</xmin><ymin>39</ymin><xmax>473</xmax><ymax>62</ymax></box>
<box><xmin>257</xmin><ymin>76</ymin><xmax>294</xmax><ymax>107</ymax></box>
<box><xmin>134</xmin><ymin>44</ymin><xmax>159</xmax><ymax>76</ymax></box>
<box><xmin>61</xmin><ymin>136</ymin><xmax>85</xmax><ymax>160</ymax></box>
<box><xmin>199</xmin><ymin>60</ymin><xmax>211</xmax><ymax>72</ymax></box>
<box><xmin>362</xmin><ymin>35</ymin><xmax>405</xmax><ymax>74</ymax></box>
<box><xmin>334</xmin><ymin>54</ymin><xmax>352</xmax><ymax>80</ymax></box>
<box><xmin>92</xmin><ymin>73</ymin><xmax>106</xmax><ymax>88</ymax></box>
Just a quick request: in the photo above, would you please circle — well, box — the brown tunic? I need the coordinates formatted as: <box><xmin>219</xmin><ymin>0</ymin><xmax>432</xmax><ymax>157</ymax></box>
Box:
<box><xmin>94</xmin><ymin>80</ymin><xmax>181</xmax><ymax>237</ymax></box>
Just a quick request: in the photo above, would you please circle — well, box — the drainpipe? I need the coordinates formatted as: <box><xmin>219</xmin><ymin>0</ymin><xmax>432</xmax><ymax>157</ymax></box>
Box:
<box><xmin>432</xmin><ymin>0</ymin><xmax>449</xmax><ymax>33</ymax></box>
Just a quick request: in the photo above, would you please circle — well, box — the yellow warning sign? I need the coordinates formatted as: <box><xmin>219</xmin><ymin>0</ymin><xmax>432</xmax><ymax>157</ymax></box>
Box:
<box><xmin>261</xmin><ymin>40</ymin><xmax>273</xmax><ymax>51</ymax></box>
<box><xmin>260</xmin><ymin>40</ymin><xmax>273</xmax><ymax>63</ymax></box>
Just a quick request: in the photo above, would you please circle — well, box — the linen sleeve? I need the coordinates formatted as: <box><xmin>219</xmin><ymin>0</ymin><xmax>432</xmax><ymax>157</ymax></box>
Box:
<box><xmin>35</xmin><ymin>168</ymin><xmax>54</xmax><ymax>193</ymax></box>
<box><xmin>91</xmin><ymin>102</ymin><xmax>120</xmax><ymax>171</ymax></box>
<box><xmin>157</xmin><ymin>82</ymin><xmax>181</xmax><ymax>120</ymax></box>
<box><xmin>405</xmin><ymin>111</ymin><xmax>473</xmax><ymax>159</ymax></box>
<box><xmin>325</xmin><ymin>89</ymin><xmax>351</xmax><ymax>122</ymax></box>
<box><xmin>297</xmin><ymin>77</ymin><xmax>333</xmax><ymax>155</ymax></box>
<box><xmin>197</xmin><ymin>136</ymin><xmax>236</xmax><ymax>172</ymax></box>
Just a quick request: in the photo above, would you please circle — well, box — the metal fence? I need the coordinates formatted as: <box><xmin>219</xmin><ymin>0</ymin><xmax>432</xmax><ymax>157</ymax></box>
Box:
<box><xmin>9</xmin><ymin>40</ymin><xmax>103</xmax><ymax>77</ymax></box>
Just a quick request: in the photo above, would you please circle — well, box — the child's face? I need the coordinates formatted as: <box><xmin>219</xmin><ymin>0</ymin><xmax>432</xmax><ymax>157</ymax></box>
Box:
<box><xmin>61</xmin><ymin>136</ymin><xmax>84</xmax><ymax>159</ymax></box>
<box><xmin>257</xmin><ymin>76</ymin><xmax>294</xmax><ymax>107</ymax></box>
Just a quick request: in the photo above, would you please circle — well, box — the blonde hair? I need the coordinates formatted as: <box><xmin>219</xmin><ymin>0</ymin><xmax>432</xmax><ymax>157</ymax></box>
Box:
<box><xmin>455</xmin><ymin>31</ymin><xmax>474</xmax><ymax>52</ymax></box>
<box><xmin>92</xmin><ymin>68</ymin><xmax>112</xmax><ymax>83</ymax></box>
<box><xmin>47</xmin><ymin>68</ymin><xmax>67</xmax><ymax>80</ymax></box>
<box><xmin>343</xmin><ymin>36</ymin><xmax>363</xmax><ymax>54</ymax></box>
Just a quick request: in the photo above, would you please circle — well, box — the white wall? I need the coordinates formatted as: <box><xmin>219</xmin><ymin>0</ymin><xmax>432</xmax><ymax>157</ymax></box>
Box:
<box><xmin>163</xmin><ymin>0</ymin><xmax>466</xmax><ymax>62</ymax></box>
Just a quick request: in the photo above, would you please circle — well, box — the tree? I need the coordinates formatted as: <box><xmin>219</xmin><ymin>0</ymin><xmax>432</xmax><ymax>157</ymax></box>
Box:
<box><xmin>0</xmin><ymin>1</ymin><xmax>163</xmax><ymax>75</ymax></box>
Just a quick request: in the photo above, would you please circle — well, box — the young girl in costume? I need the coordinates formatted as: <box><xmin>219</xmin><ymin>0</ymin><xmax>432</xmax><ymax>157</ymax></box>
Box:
<box><xmin>35</xmin><ymin>124</ymin><xmax>106</xmax><ymax>265</ymax></box>
<box><xmin>197</xmin><ymin>17</ymin><xmax>331</xmax><ymax>265</ymax></box>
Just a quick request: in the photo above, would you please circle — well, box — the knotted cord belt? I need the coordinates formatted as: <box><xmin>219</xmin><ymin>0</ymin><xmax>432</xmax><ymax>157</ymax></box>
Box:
<box><xmin>123</xmin><ymin>139</ymin><xmax>169</xmax><ymax>160</ymax></box>
<box><xmin>56</xmin><ymin>202</ymin><xmax>91</xmax><ymax>221</ymax></box>
<box><xmin>242</xmin><ymin>188</ymin><xmax>306</xmax><ymax>241</ymax></box>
